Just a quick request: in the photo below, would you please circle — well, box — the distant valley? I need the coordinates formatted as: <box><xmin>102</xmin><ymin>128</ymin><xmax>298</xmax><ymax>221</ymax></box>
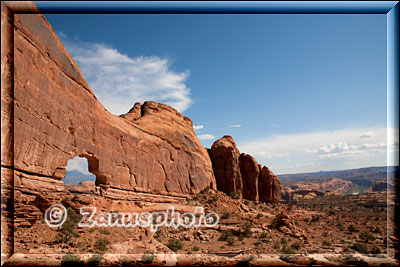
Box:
<box><xmin>279</xmin><ymin>166</ymin><xmax>397</xmax><ymax>199</ymax></box>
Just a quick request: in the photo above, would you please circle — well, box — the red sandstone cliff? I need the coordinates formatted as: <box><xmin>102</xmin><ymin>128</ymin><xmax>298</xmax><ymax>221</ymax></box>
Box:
<box><xmin>7</xmin><ymin>11</ymin><xmax>216</xmax><ymax>196</ymax></box>
<box><xmin>210</xmin><ymin>136</ymin><xmax>281</xmax><ymax>203</ymax></box>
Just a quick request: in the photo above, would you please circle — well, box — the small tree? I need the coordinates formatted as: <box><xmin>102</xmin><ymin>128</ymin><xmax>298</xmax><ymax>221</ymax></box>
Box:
<box><xmin>166</xmin><ymin>238</ymin><xmax>183</xmax><ymax>252</ymax></box>
<box><xmin>94</xmin><ymin>238</ymin><xmax>110</xmax><ymax>252</ymax></box>
<box><xmin>359</xmin><ymin>231</ymin><xmax>375</xmax><ymax>242</ymax></box>
<box><xmin>351</xmin><ymin>242</ymin><xmax>368</xmax><ymax>254</ymax></box>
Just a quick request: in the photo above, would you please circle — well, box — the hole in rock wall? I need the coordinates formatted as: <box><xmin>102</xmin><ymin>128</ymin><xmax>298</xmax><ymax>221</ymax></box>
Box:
<box><xmin>63</xmin><ymin>156</ymin><xmax>96</xmax><ymax>184</ymax></box>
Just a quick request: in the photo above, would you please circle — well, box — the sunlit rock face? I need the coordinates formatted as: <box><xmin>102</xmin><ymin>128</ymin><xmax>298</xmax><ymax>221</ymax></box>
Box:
<box><xmin>210</xmin><ymin>136</ymin><xmax>281</xmax><ymax>203</ymax></box>
<box><xmin>9</xmin><ymin>11</ymin><xmax>216</xmax><ymax>196</ymax></box>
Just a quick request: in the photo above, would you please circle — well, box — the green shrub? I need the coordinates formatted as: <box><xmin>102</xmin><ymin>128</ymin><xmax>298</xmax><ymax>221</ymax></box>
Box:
<box><xmin>370</xmin><ymin>246</ymin><xmax>381</xmax><ymax>254</ymax></box>
<box><xmin>344</xmin><ymin>255</ymin><xmax>367</xmax><ymax>265</ymax></box>
<box><xmin>291</xmin><ymin>242</ymin><xmax>301</xmax><ymax>250</ymax></box>
<box><xmin>192</xmin><ymin>246</ymin><xmax>200</xmax><ymax>251</ymax></box>
<box><xmin>211</xmin><ymin>195</ymin><xmax>218</xmax><ymax>202</ymax></box>
<box><xmin>260</xmin><ymin>232</ymin><xmax>267</xmax><ymax>239</ymax></box>
<box><xmin>99</xmin><ymin>229</ymin><xmax>110</xmax><ymax>235</ymax></box>
<box><xmin>118</xmin><ymin>257</ymin><xmax>132</xmax><ymax>266</ymax></box>
<box><xmin>88</xmin><ymin>254</ymin><xmax>103</xmax><ymax>267</ymax></box>
<box><xmin>348</xmin><ymin>224</ymin><xmax>359</xmax><ymax>234</ymax></box>
<box><xmin>337</xmin><ymin>223</ymin><xmax>345</xmax><ymax>231</ymax></box>
<box><xmin>281</xmin><ymin>245</ymin><xmax>295</xmax><ymax>254</ymax></box>
<box><xmin>311</xmin><ymin>214</ymin><xmax>320</xmax><ymax>222</ymax></box>
<box><xmin>351</xmin><ymin>242</ymin><xmax>369</xmax><ymax>254</ymax></box>
<box><xmin>61</xmin><ymin>253</ymin><xmax>84</xmax><ymax>267</ymax></box>
<box><xmin>243</xmin><ymin>222</ymin><xmax>253</xmax><ymax>237</ymax></box>
<box><xmin>201</xmin><ymin>186</ymin><xmax>210</xmax><ymax>194</ymax></box>
<box><xmin>254</xmin><ymin>241</ymin><xmax>261</xmax><ymax>247</ymax></box>
<box><xmin>94</xmin><ymin>238</ymin><xmax>110</xmax><ymax>252</ymax></box>
<box><xmin>359</xmin><ymin>231</ymin><xmax>375</xmax><ymax>242</ymax></box>
<box><xmin>229</xmin><ymin>191</ymin><xmax>240</xmax><ymax>200</ymax></box>
<box><xmin>166</xmin><ymin>238</ymin><xmax>183</xmax><ymax>252</ymax></box>
<box><xmin>55</xmin><ymin>207</ymin><xmax>82</xmax><ymax>243</ymax></box>
<box><xmin>141</xmin><ymin>250</ymin><xmax>155</xmax><ymax>264</ymax></box>
<box><xmin>372</xmin><ymin>226</ymin><xmax>382</xmax><ymax>234</ymax></box>
<box><xmin>244</xmin><ymin>200</ymin><xmax>249</xmax><ymax>205</ymax></box>
<box><xmin>219</xmin><ymin>230</ymin><xmax>234</xmax><ymax>241</ymax></box>
<box><xmin>256</xmin><ymin>213</ymin><xmax>263</xmax><ymax>219</ymax></box>
<box><xmin>221</xmin><ymin>212</ymin><xmax>230</xmax><ymax>219</ymax></box>
<box><xmin>322</xmin><ymin>240</ymin><xmax>331</xmax><ymax>246</ymax></box>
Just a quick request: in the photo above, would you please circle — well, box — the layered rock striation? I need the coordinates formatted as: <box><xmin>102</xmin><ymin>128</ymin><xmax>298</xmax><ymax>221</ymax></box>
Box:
<box><xmin>6</xmin><ymin>11</ymin><xmax>216</xmax><ymax>197</ymax></box>
<box><xmin>210</xmin><ymin>136</ymin><xmax>281</xmax><ymax>203</ymax></box>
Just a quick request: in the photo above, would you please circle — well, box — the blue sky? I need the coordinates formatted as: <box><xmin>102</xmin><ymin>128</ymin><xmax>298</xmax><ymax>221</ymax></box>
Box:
<box><xmin>40</xmin><ymin>12</ymin><xmax>397</xmax><ymax>174</ymax></box>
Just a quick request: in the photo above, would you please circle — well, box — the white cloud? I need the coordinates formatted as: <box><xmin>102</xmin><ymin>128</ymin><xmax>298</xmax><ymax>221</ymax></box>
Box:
<box><xmin>308</xmin><ymin>141</ymin><xmax>387</xmax><ymax>159</ymax></box>
<box><xmin>238</xmin><ymin>126</ymin><xmax>396</xmax><ymax>174</ymax></box>
<box><xmin>60</xmin><ymin>36</ymin><xmax>192</xmax><ymax>115</ymax></box>
<box><xmin>315</xmin><ymin>142</ymin><xmax>350</xmax><ymax>154</ymax></box>
<box><xmin>358</xmin><ymin>132</ymin><xmax>375</xmax><ymax>138</ymax></box>
<box><xmin>198</xmin><ymin>134</ymin><xmax>215</xmax><ymax>140</ymax></box>
<box><xmin>228</xmin><ymin>124</ymin><xmax>242</xmax><ymax>128</ymax></box>
<box><xmin>193</xmin><ymin>125</ymin><xmax>204</xmax><ymax>130</ymax></box>
<box><xmin>65</xmin><ymin>157</ymin><xmax>91</xmax><ymax>175</ymax></box>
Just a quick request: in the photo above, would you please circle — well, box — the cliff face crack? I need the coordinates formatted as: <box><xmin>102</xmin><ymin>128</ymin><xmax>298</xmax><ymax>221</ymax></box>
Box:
<box><xmin>1</xmin><ymin>165</ymin><xmax>56</xmax><ymax>180</ymax></box>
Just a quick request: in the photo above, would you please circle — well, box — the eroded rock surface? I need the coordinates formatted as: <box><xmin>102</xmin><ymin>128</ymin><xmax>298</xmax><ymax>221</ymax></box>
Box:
<box><xmin>210</xmin><ymin>136</ymin><xmax>243</xmax><ymax>197</ymax></box>
<box><xmin>259</xmin><ymin>166</ymin><xmax>281</xmax><ymax>203</ymax></box>
<box><xmin>239</xmin><ymin>153</ymin><xmax>259</xmax><ymax>201</ymax></box>
<box><xmin>210</xmin><ymin>136</ymin><xmax>281</xmax><ymax>203</ymax></box>
<box><xmin>8</xmin><ymin>11</ymin><xmax>216</xmax><ymax>196</ymax></box>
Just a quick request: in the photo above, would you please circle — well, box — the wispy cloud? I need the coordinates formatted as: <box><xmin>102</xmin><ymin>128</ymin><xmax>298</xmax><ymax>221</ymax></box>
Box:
<box><xmin>239</xmin><ymin>126</ymin><xmax>396</xmax><ymax>174</ymax></box>
<box><xmin>313</xmin><ymin>142</ymin><xmax>350</xmax><ymax>154</ymax></box>
<box><xmin>60</xmin><ymin>35</ymin><xmax>192</xmax><ymax>115</ymax></box>
<box><xmin>228</xmin><ymin>124</ymin><xmax>242</xmax><ymax>128</ymax></box>
<box><xmin>193</xmin><ymin>125</ymin><xmax>204</xmax><ymax>130</ymax></box>
<box><xmin>198</xmin><ymin>134</ymin><xmax>215</xmax><ymax>140</ymax></box>
<box><xmin>308</xmin><ymin>141</ymin><xmax>387</xmax><ymax>159</ymax></box>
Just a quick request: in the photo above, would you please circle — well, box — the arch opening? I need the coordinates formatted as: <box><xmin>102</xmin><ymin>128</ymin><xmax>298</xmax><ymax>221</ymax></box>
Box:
<box><xmin>63</xmin><ymin>156</ymin><xmax>96</xmax><ymax>184</ymax></box>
